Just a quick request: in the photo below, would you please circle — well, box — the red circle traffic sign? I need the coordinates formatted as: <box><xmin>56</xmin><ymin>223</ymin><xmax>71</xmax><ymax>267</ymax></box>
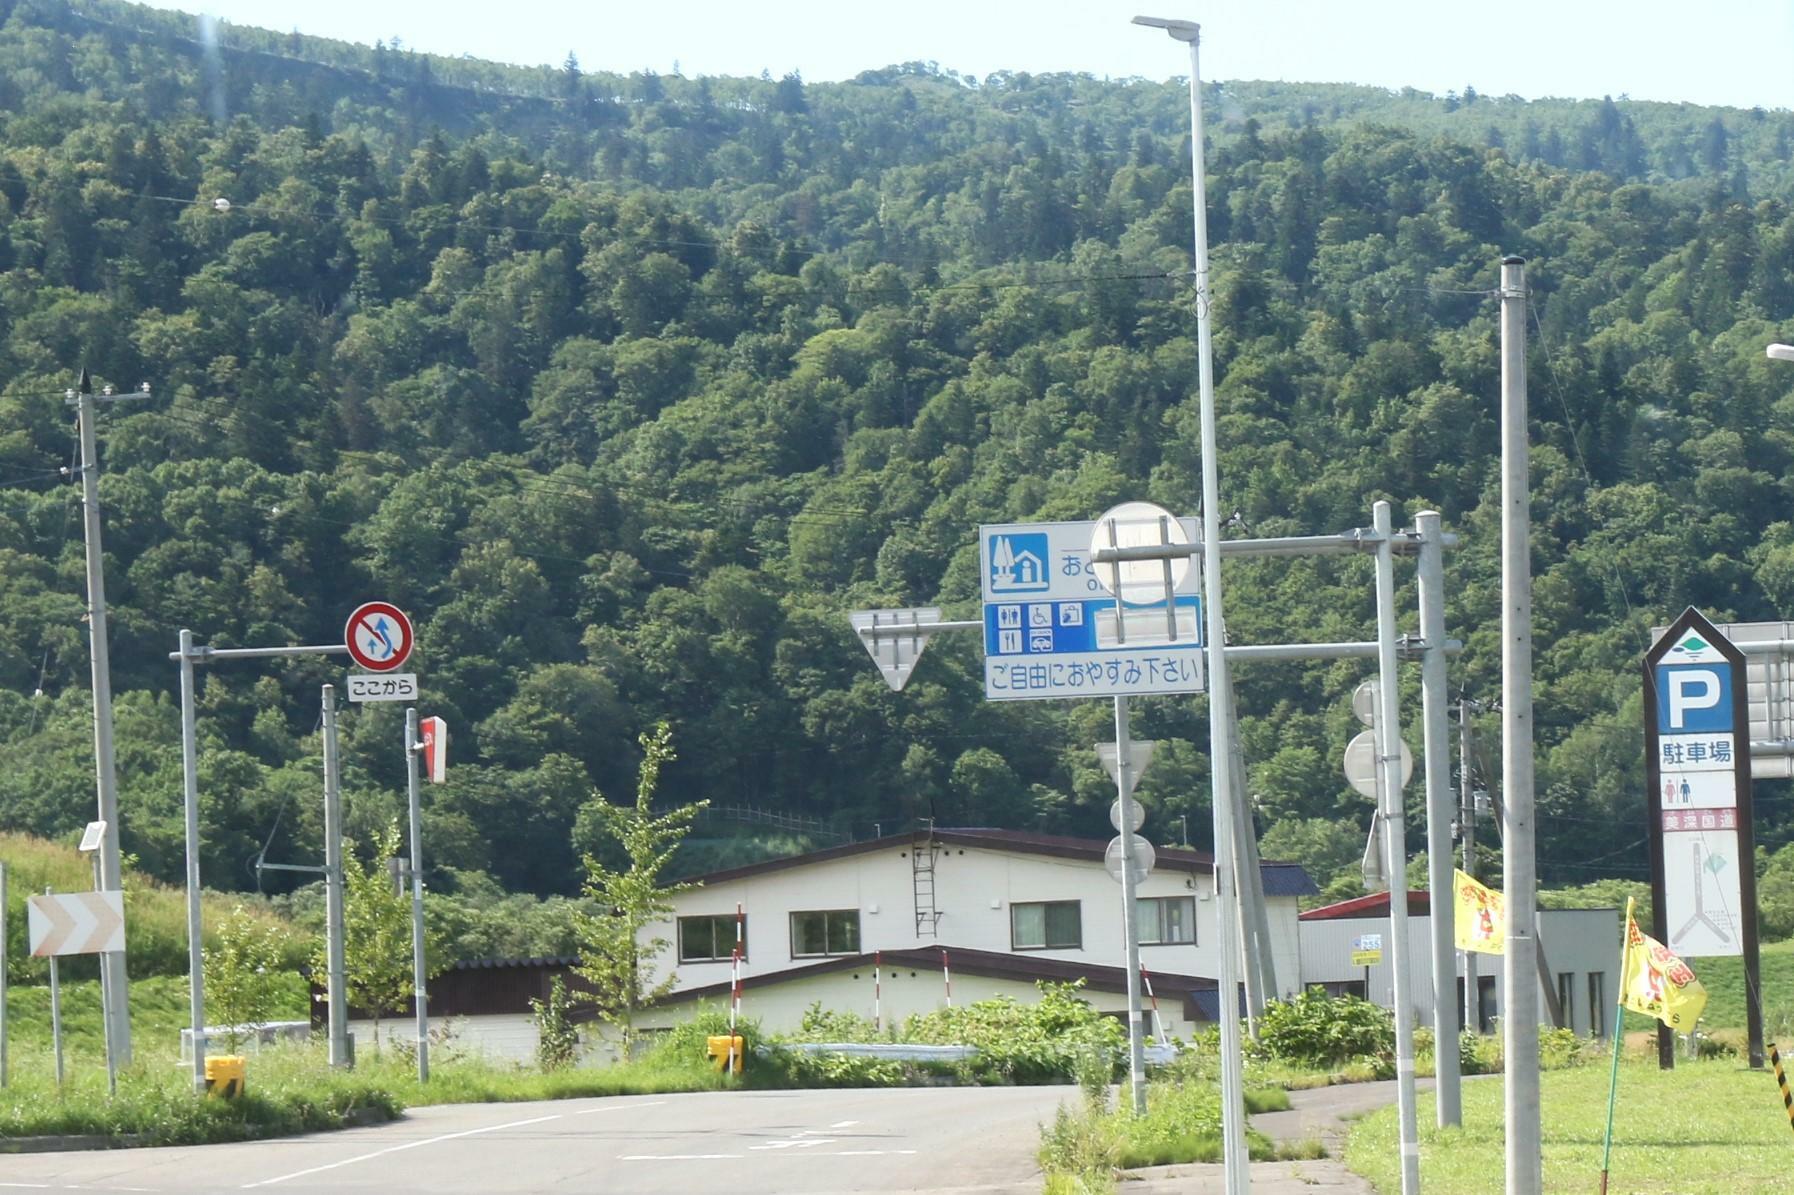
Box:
<box><xmin>344</xmin><ymin>602</ymin><xmax>414</xmax><ymax>672</ymax></box>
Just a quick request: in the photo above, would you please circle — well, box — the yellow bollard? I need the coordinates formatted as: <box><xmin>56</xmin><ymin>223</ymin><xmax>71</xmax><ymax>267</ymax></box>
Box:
<box><xmin>204</xmin><ymin>1055</ymin><xmax>246</xmax><ymax>1099</ymax></box>
<box><xmin>706</xmin><ymin>1035</ymin><xmax>745</xmax><ymax>1074</ymax></box>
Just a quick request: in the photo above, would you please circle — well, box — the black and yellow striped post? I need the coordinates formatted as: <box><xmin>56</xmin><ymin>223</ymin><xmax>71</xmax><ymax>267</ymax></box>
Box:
<box><xmin>1770</xmin><ymin>1043</ymin><xmax>1794</xmax><ymax>1137</ymax></box>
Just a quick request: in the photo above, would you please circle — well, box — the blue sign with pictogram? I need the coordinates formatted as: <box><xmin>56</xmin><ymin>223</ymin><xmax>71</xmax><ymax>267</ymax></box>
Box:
<box><xmin>978</xmin><ymin>521</ymin><xmax>1204</xmax><ymax>702</ymax></box>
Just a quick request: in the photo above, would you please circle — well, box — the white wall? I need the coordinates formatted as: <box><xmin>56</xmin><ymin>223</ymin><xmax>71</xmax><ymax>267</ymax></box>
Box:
<box><xmin>1297</xmin><ymin>907</ymin><xmax>1622</xmax><ymax>1035</ymax></box>
<box><xmin>645</xmin><ymin>841</ymin><xmax>1305</xmax><ymax>1018</ymax></box>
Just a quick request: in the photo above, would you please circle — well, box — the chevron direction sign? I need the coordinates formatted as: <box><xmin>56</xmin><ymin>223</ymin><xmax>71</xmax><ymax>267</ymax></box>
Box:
<box><xmin>28</xmin><ymin>890</ymin><xmax>126</xmax><ymax>957</ymax></box>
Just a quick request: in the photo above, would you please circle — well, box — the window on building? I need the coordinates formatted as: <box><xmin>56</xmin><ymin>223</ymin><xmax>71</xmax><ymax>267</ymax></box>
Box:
<box><xmin>1588</xmin><ymin>972</ymin><xmax>1606</xmax><ymax>1039</ymax></box>
<box><xmin>1557</xmin><ymin>971</ymin><xmax>1575</xmax><ymax>1033</ymax></box>
<box><xmin>790</xmin><ymin>909</ymin><xmax>860</xmax><ymax>957</ymax></box>
<box><xmin>678</xmin><ymin>914</ymin><xmax>743</xmax><ymax>964</ymax></box>
<box><xmin>1136</xmin><ymin>896</ymin><xmax>1197</xmax><ymax>945</ymax></box>
<box><xmin>1012</xmin><ymin>900</ymin><xmax>1082</xmax><ymax>950</ymax></box>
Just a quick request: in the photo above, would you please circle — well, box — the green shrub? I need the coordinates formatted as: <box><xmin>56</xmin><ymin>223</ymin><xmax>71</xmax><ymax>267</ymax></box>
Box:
<box><xmin>1258</xmin><ymin>990</ymin><xmax>1395</xmax><ymax>1067</ymax></box>
<box><xmin>530</xmin><ymin>975</ymin><xmax>581</xmax><ymax>1072</ymax></box>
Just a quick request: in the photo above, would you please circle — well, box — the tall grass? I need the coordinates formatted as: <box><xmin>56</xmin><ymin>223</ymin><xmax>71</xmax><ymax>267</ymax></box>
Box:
<box><xmin>1</xmin><ymin>832</ymin><xmax>304</xmax><ymax>983</ymax></box>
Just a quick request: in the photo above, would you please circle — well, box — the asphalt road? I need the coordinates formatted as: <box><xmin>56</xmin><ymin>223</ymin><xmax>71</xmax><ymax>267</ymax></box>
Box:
<box><xmin>0</xmin><ymin>1086</ymin><xmax>1075</xmax><ymax>1195</ymax></box>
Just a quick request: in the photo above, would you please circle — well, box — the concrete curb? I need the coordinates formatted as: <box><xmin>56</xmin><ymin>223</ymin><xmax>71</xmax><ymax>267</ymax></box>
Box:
<box><xmin>0</xmin><ymin>1105</ymin><xmax>396</xmax><ymax>1154</ymax></box>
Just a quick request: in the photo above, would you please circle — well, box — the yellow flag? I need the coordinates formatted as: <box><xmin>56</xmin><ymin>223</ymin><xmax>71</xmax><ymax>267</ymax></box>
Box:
<box><xmin>1620</xmin><ymin>913</ymin><xmax>1708</xmax><ymax>1030</ymax></box>
<box><xmin>1453</xmin><ymin>868</ymin><xmax>1505</xmax><ymax>955</ymax></box>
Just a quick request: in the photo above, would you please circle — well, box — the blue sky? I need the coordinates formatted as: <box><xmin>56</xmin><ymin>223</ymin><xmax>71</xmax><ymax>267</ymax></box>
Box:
<box><xmin>152</xmin><ymin>0</ymin><xmax>1794</xmax><ymax>110</ymax></box>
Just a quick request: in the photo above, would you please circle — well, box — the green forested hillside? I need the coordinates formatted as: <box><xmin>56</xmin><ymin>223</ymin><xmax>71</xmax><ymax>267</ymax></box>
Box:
<box><xmin>2</xmin><ymin>0</ymin><xmax>1793</xmax><ymax>909</ymax></box>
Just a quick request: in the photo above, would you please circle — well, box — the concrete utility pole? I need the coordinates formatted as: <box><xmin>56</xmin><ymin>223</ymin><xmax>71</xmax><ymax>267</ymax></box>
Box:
<box><xmin>1372</xmin><ymin>501</ymin><xmax>1422</xmax><ymax>1195</ymax></box>
<box><xmin>1499</xmin><ymin>255</ymin><xmax>1542</xmax><ymax>1194</ymax></box>
<box><xmin>1460</xmin><ymin>699</ymin><xmax>1480</xmax><ymax>1034</ymax></box>
<box><xmin>71</xmin><ymin>373</ymin><xmax>132</xmax><ymax>1067</ymax></box>
<box><xmin>1416</xmin><ymin>511</ymin><xmax>1462</xmax><ymax>1127</ymax></box>
<box><xmin>1225</xmin><ymin>706</ymin><xmax>1278</xmax><ymax>1023</ymax></box>
<box><xmin>322</xmin><ymin>685</ymin><xmax>351</xmax><ymax>1067</ymax></box>
<box><xmin>405</xmin><ymin>708</ymin><xmax>430</xmax><ymax>1082</ymax></box>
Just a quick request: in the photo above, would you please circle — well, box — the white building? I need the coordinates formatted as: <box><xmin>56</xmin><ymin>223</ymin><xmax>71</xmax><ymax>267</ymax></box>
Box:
<box><xmin>1296</xmin><ymin>892</ymin><xmax>1623</xmax><ymax>1037</ymax></box>
<box><xmin>637</xmin><ymin>827</ymin><xmax>1317</xmax><ymax>1038</ymax></box>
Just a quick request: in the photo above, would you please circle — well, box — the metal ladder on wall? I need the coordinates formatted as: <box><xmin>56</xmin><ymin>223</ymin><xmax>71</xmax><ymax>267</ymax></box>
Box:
<box><xmin>912</xmin><ymin>821</ymin><xmax>942</xmax><ymax>937</ymax></box>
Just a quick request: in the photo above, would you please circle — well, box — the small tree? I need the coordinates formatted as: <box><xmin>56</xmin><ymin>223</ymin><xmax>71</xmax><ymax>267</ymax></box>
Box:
<box><xmin>316</xmin><ymin>821</ymin><xmax>415</xmax><ymax>1053</ymax></box>
<box><xmin>204</xmin><ymin>905</ymin><xmax>287</xmax><ymax>1053</ymax></box>
<box><xmin>574</xmin><ymin>722</ymin><xmax>706</xmax><ymax>1058</ymax></box>
<box><xmin>530</xmin><ymin>975</ymin><xmax>581</xmax><ymax>1071</ymax></box>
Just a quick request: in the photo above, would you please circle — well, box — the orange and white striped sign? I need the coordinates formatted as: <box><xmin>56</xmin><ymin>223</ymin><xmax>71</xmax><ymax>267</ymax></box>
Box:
<box><xmin>28</xmin><ymin>890</ymin><xmax>125</xmax><ymax>957</ymax></box>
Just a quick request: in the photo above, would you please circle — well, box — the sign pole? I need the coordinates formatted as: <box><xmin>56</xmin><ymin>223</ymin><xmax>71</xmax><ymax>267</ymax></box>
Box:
<box><xmin>1113</xmin><ymin>695</ymin><xmax>1148</xmax><ymax>1116</ymax></box>
<box><xmin>1417</xmin><ymin>510</ymin><xmax>1461</xmax><ymax>1126</ymax></box>
<box><xmin>405</xmin><ymin>707</ymin><xmax>429</xmax><ymax>1082</ymax></box>
<box><xmin>47</xmin><ymin>888</ymin><xmax>63</xmax><ymax>1089</ymax></box>
<box><xmin>1</xmin><ymin>861</ymin><xmax>7</xmax><ymax>1088</ymax></box>
<box><xmin>177</xmin><ymin>628</ymin><xmax>208</xmax><ymax>1093</ymax></box>
<box><xmin>1373</xmin><ymin>500</ymin><xmax>1421</xmax><ymax>1195</ymax></box>
<box><xmin>322</xmin><ymin>684</ymin><xmax>350</xmax><ymax>1068</ymax></box>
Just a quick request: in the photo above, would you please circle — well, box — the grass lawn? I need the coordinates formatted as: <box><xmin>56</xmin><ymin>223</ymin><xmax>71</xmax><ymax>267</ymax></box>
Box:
<box><xmin>1345</xmin><ymin>1058</ymin><xmax>1790</xmax><ymax>1193</ymax></box>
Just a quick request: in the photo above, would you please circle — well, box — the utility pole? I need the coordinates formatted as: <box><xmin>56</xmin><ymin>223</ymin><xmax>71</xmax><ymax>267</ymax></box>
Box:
<box><xmin>1416</xmin><ymin>510</ymin><xmax>1461</xmax><ymax>1127</ymax></box>
<box><xmin>1500</xmin><ymin>255</ymin><xmax>1542</xmax><ymax>1194</ymax></box>
<box><xmin>322</xmin><ymin>685</ymin><xmax>351</xmax><ymax>1067</ymax></box>
<box><xmin>70</xmin><ymin>370</ymin><xmax>132</xmax><ymax>1066</ymax></box>
<box><xmin>1373</xmin><ymin>500</ymin><xmax>1421</xmax><ymax>1195</ymax></box>
<box><xmin>1460</xmin><ymin>698</ymin><xmax>1479</xmax><ymax>1035</ymax></box>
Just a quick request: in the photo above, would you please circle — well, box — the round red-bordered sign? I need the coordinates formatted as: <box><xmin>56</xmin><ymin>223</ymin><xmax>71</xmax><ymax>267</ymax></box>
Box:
<box><xmin>344</xmin><ymin>601</ymin><xmax>414</xmax><ymax>672</ymax></box>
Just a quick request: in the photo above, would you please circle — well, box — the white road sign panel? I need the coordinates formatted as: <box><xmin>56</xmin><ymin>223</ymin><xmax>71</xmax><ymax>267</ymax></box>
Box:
<box><xmin>29</xmin><ymin>890</ymin><xmax>125</xmax><ymax>957</ymax></box>
<box><xmin>1662</xmin><ymin>829</ymin><xmax>1744</xmax><ymax>958</ymax></box>
<box><xmin>347</xmin><ymin>672</ymin><xmax>418</xmax><ymax>703</ymax></box>
<box><xmin>980</xmin><ymin>520</ymin><xmax>1204</xmax><ymax>702</ymax></box>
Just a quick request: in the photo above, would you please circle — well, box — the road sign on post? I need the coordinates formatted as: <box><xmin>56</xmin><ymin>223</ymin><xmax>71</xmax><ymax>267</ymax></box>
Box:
<box><xmin>979</xmin><ymin>519</ymin><xmax>1203</xmax><ymax>701</ymax></box>
<box><xmin>28</xmin><ymin>891</ymin><xmax>125</xmax><ymax>957</ymax></box>
<box><xmin>345</xmin><ymin>602</ymin><xmax>414</xmax><ymax>672</ymax></box>
<box><xmin>421</xmin><ymin>716</ymin><xmax>448</xmax><ymax>784</ymax></box>
<box><xmin>1645</xmin><ymin>607</ymin><xmax>1763</xmax><ymax>1069</ymax></box>
<box><xmin>850</xmin><ymin>607</ymin><xmax>944</xmax><ymax>692</ymax></box>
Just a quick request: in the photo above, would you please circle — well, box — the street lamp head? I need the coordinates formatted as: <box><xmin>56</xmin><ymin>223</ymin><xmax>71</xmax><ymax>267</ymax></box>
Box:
<box><xmin>1132</xmin><ymin>14</ymin><xmax>1200</xmax><ymax>42</ymax></box>
<box><xmin>1768</xmin><ymin>343</ymin><xmax>1794</xmax><ymax>363</ymax></box>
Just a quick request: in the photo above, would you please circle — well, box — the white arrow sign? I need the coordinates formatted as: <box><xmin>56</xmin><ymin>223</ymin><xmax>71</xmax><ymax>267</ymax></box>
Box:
<box><xmin>29</xmin><ymin>890</ymin><xmax>126</xmax><ymax>957</ymax></box>
<box><xmin>849</xmin><ymin>608</ymin><xmax>944</xmax><ymax>692</ymax></box>
<box><xmin>1097</xmin><ymin>740</ymin><xmax>1156</xmax><ymax>798</ymax></box>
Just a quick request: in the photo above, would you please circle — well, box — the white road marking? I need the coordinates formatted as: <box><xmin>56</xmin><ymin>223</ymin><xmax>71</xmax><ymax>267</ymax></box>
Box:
<box><xmin>572</xmin><ymin>1099</ymin><xmax>668</xmax><ymax>1116</ymax></box>
<box><xmin>828</xmin><ymin>1120</ymin><xmax>860</xmax><ymax>1128</ymax></box>
<box><xmin>619</xmin><ymin>1154</ymin><xmax>744</xmax><ymax>1161</ymax></box>
<box><xmin>749</xmin><ymin>1138</ymin><xmax>834</xmax><ymax>1150</ymax></box>
<box><xmin>240</xmin><ymin>1113</ymin><xmax>563</xmax><ymax>1188</ymax></box>
<box><xmin>0</xmin><ymin>1185</ymin><xmax>52</xmax><ymax>1190</ymax></box>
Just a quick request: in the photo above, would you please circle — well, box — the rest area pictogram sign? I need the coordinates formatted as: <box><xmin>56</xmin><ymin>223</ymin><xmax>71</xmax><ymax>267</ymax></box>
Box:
<box><xmin>979</xmin><ymin>521</ymin><xmax>1204</xmax><ymax>702</ymax></box>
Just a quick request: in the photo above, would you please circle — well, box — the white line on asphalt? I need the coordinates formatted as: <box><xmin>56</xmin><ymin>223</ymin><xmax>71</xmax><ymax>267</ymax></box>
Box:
<box><xmin>0</xmin><ymin>1184</ymin><xmax>52</xmax><ymax>1190</ymax></box>
<box><xmin>618</xmin><ymin>1154</ymin><xmax>744</xmax><ymax>1161</ymax></box>
<box><xmin>572</xmin><ymin>1100</ymin><xmax>669</xmax><ymax>1116</ymax></box>
<box><xmin>828</xmin><ymin>1120</ymin><xmax>860</xmax><ymax>1128</ymax></box>
<box><xmin>239</xmin><ymin>1113</ymin><xmax>564</xmax><ymax>1188</ymax></box>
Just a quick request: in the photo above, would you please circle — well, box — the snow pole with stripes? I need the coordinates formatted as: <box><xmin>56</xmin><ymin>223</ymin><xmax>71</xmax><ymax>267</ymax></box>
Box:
<box><xmin>1773</xmin><ymin>1043</ymin><xmax>1794</xmax><ymax>1138</ymax></box>
<box><xmin>1141</xmin><ymin>964</ymin><xmax>1170</xmax><ymax>1047</ymax></box>
<box><xmin>874</xmin><ymin>951</ymin><xmax>883</xmax><ymax>1032</ymax></box>
<box><xmin>727</xmin><ymin>902</ymin><xmax>744</xmax><ymax>1073</ymax></box>
<box><xmin>941</xmin><ymin>947</ymin><xmax>953</xmax><ymax>1008</ymax></box>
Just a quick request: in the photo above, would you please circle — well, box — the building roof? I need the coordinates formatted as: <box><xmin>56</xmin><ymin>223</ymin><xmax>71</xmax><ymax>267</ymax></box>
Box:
<box><xmin>654</xmin><ymin>943</ymin><xmax>1215</xmax><ymax>1005</ymax></box>
<box><xmin>1298</xmin><ymin>890</ymin><xmax>1433</xmax><ymax>920</ymax></box>
<box><xmin>680</xmin><ymin>827</ymin><xmax>1317</xmax><ymax>896</ymax></box>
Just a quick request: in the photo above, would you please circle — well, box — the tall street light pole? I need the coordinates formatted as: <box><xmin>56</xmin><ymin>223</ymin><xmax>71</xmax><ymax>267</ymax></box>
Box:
<box><xmin>1133</xmin><ymin>16</ymin><xmax>1248</xmax><ymax>1193</ymax></box>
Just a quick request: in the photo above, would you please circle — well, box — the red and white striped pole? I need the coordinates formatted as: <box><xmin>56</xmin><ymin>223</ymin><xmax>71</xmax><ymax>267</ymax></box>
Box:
<box><xmin>1141</xmin><ymin>964</ymin><xmax>1169</xmax><ymax>1047</ymax></box>
<box><xmin>727</xmin><ymin>902</ymin><xmax>744</xmax><ymax>1073</ymax></box>
<box><xmin>874</xmin><ymin>951</ymin><xmax>883</xmax><ymax>1032</ymax></box>
<box><xmin>941</xmin><ymin>948</ymin><xmax>953</xmax><ymax>1008</ymax></box>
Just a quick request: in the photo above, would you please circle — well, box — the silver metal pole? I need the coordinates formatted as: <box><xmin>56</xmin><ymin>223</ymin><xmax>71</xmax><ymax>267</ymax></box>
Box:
<box><xmin>1500</xmin><ymin>255</ymin><xmax>1542</xmax><ymax>1194</ymax></box>
<box><xmin>1184</xmin><ymin>29</ymin><xmax>1250</xmax><ymax>1193</ymax></box>
<box><xmin>92</xmin><ymin>853</ymin><xmax>115</xmax><ymax>1097</ymax></box>
<box><xmin>1373</xmin><ymin>501</ymin><xmax>1421</xmax><ymax>1195</ymax></box>
<box><xmin>405</xmin><ymin>708</ymin><xmax>430</xmax><ymax>1082</ymax></box>
<box><xmin>1416</xmin><ymin>511</ymin><xmax>1461</xmax><ymax>1127</ymax></box>
<box><xmin>1113</xmin><ymin>696</ymin><xmax>1147</xmax><ymax>1115</ymax></box>
<box><xmin>178</xmin><ymin>629</ymin><xmax>207</xmax><ymax>1092</ymax></box>
<box><xmin>74</xmin><ymin>385</ymin><xmax>131</xmax><ymax>1067</ymax></box>
<box><xmin>47</xmin><ymin>887</ymin><xmax>64</xmax><ymax>1089</ymax></box>
<box><xmin>1226</xmin><ymin>708</ymin><xmax>1277</xmax><ymax>1025</ymax></box>
<box><xmin>1461</xmin><ymin>700</ymin><xmax>1479</xmax><ymax>1035</ymax></box>
<box><xmin>0</xmin><ymin>861</ymin><xmax>7</xmax><ymax>1088</ymax></box>
<box><xmin>322</xmin><ymin>684</ymin><xmax>350</xmax><ymax>1068</ymax></box>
